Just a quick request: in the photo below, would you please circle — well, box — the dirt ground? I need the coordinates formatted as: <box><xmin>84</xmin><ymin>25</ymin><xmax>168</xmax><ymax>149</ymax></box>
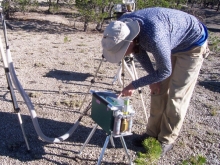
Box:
<box><xmin>0</xmin><ymin>6</ymin><xmax>219</xmax><ymax>165</ymax></box>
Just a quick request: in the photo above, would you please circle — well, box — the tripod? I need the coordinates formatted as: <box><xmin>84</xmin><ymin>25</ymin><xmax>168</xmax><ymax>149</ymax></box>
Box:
<box><xmin>76</xmin><ymin>55</ymin><xmax>148</xmax><ymax>165</ymax></box>
<box><xmin>0</xmin><ymin>7</ymin><xmax>30</xmax><ymax>151</ymax></box>
<box><xmin>112</xmin><ymin>55</ymin><xmax>135</xmax><ymax>87</ymax></box>
<box><xmin>112</xmin><ymin>53</ymin><xmax>148</xmax><ymax>122</ymax></box>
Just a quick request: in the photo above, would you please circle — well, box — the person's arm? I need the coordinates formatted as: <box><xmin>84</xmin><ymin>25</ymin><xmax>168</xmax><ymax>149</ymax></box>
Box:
<box><xmin>134</xmin><ymin>48</ymin><xmax>155</xmax><ymax>73</ymax></box>
<box><xmin>132</xmin><ymin>32</ymin><xmax>172</xmax><ymax>89</ymax></box>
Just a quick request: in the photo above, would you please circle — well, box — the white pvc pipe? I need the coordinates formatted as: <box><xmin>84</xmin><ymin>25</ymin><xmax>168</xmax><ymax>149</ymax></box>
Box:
<box><xmin>0</xmin><ymin>37</ymin><xmax>8</xmax><ymax>68</ymax></box>
<box><xmin>8</xmin><ymin>58</ymin><xmax>80</xmax><ymax>142</ymax></box>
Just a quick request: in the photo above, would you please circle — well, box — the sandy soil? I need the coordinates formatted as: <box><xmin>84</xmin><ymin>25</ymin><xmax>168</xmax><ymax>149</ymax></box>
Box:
<box><xmin>0</xmin><ymin>6</ymin><xmax>219</xmax><ymax>165</ymax></box>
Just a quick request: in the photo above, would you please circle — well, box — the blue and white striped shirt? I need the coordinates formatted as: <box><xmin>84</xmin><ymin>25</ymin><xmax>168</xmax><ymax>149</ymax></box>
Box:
<box><xmin>119</xmin><ymin>7</ymin><xmax>208</xmax><ymax>89</ymax></box>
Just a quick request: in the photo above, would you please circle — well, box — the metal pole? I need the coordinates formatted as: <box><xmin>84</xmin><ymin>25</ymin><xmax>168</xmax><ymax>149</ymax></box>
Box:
<box><xmin>77</xmin><ymin>56</ymin><xmax>105</xmax><ymax>122</ymax></box>
<box><xmin>78</xmin><ymin>124</ymin><xmax>98</xmax><ymax>154</ymax></box>
<box><xmin>120</xmin><ymin>136</ymin><xmax>133</xmax><ymax>165</ymax></box>
<box><xmin>96</xmin><ymin>135</ymin><xmax>110</xmax><ymax>165</ymax></box>
<box><xmin>130</xmin><ymin>54</ymin><xmax>148</xmax><ymax>123</ymax></box>
<box><xmin>0</xmin><ymin>10</ymin><xmax>30</xmax><ymax>151</ymax></box>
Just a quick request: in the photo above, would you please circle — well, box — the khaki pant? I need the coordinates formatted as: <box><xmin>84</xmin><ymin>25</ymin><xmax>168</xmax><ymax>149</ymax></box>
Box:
<box><xmin>146</xmin><ymin>41</ymin><xmax>209</xmax><ymax>144</ymax></box>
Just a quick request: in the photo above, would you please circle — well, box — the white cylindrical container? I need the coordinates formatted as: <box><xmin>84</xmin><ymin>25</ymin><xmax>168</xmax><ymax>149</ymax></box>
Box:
<box><xmin>113</xmin><ymin>114</ymin><xmax>122</xmax><ymax>135</ymax></box>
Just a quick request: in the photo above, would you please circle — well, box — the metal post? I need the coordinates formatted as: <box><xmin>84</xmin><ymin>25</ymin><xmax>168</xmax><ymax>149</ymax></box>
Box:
<box><xmin>78</xmin><ymin>124</ymin><xmax>98</xmax><ymax>154</ymax></box>
<box><xmin>120</xmin><ymin>136</ymin><xmax>133</xmax><ymax>165</ymax></box>
<box><xmin>110</xmin><ymin>134</ymin><xmax>115</xmax><ymax>148</ymax></box>
<box><xmin>0</xmin><ymin>11</ymin><xmax>30</xmax><ymax>151</ymax></box>
<box><xmin>96</xmin><ymin>135</ymin><xmax>110</xmax><ymax>165</ymax></box>
<box><xmin>130</xmin><ymin>54</ymin><xmax>148</xmax><ymax>123</ymax></box>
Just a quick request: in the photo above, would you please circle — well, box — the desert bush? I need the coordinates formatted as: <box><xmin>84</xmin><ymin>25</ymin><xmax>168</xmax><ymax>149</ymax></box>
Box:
<box><xmin>1</xmin><ymin>0</ymin><xmax>39</xmax><ymax>19</ymax></box>
<box><xmin>134</xmin><ymin>137</ymin><xmax>162</xmax><ymax>165</ymax></box>
<box><xmin>208</xmin><ymin>32</ymin><xmax>220</xmax><ymax>53</ymax></box>
<box><xmin>75</xmin><ymin>0</ymin><xmax>122</xmax><ymax>31</ymax></box>
<box><xmin>181</xmin><ymin>155</ymin><xmax>206</xmax><ymax>165</ymax></box>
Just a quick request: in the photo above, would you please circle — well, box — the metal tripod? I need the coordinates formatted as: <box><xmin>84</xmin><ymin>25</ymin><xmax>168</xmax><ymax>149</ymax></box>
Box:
<box><xmin>78</xmin><ymin>123</ymin><xmax>133</xmax><ymax>165</ymax></box>
<box><xmin>113</xmin><ymin>54</ymin><xmax>148</xmax><ymax>122</ymax></box>
<box><xmin>0</xmin><ymin>7</ymin><xmax>30</xmax><ymax>151</ymax></box>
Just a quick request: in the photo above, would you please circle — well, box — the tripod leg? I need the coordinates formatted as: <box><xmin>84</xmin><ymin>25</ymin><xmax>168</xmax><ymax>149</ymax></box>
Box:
<box><xmin>0</xmin><ymin>35</ymin><xmax>31</xmax><ymax>151</ymax></box>
<box><xmin>113</xmin><ymin>56</ymin><xmax>136</xmax><ymax>87</ymax></box>
<box><xmin>5</xmin><ymin>70</ymin><xmax>30</xmax><ymax>151</ymax></box>
<box><xmin>17</xmin><ymin>113</ymin><xmax>30</xmax><ymax>151</ymax></box>
<box><xmin>78</xmin><ymin>56</ymin><xmax>105</xmax><ymax>116</ymax></box>
<box><xmin>120</xmin><ymin>136</ymin><xmax>133</xmax><ymax>165</ymax></box>
<box><xmin>96</xmin><ymin>135</ymin><xmax>110</xmax><ymax>165</ymax></box>
<box><xmin>110</xmin><ymin>134</ymin><xmax>115</xmax><ymax>148</ymax></box>
<box><xmin>122</xmin><ymin>58</ymin><xmax>125</xmax><ymax>89</ymax></box>
<box><xmin>78</xmin><ymin>124</ymin><xmax>98</xmax><ymax>154</ymax></box>
<box><xmin>112</xmin><ymin>65</ymin><xmax>121</xmax><ymax>85</ymax></box>
<box><xmin>122</xmin><ymin>59</ymin><xmax>135</xmax><ymax>80</ymax></box>
<box><xmin>130</xmin><ymin>54</ymin><xmax>148</xmax><ymax>123</ymax></box>
<box><xmin>0</xmin><ymin>13</ymin><xmax>30</xmax><ymax>150</ymax></box>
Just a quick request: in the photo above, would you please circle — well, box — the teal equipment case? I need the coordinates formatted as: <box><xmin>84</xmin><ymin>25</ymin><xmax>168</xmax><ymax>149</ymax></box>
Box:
<box><xmin>90</xmin><ymin>91</ymin><xmax>124</xmax><ymax>135</ymax></box>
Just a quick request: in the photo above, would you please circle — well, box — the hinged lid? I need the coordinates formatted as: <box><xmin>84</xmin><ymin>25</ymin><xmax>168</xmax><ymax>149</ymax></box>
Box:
<box><xmin>90</xmin><ymin>90</ymin><xmax>124</xmax><ymax>110</ymax></box>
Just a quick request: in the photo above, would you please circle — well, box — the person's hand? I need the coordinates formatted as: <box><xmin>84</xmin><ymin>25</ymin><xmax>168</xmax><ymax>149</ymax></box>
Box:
<box><xmin>149</xmin><ymin>82</ymin><xmax>161</xmax><ymax>95</ymax></box>
<box><xmin>118</xmin><ymin>83</ymin><xmax>135</xmax><ymax>98</ymax></box>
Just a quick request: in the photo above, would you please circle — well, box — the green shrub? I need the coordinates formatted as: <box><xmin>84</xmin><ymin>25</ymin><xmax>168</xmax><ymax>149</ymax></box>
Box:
<box><xmin>181</xmin><ymin>155</ymin><xmax>206</xmax><ymax>165</ymax></box>
<box><xmin>208</xmin><ymin>33</ymin><xmax>220</xmax><ymax>53</ymax></box>
<box><xmin>134</xmin><ymin>137</ymin><xmax>162</xmax><ymax>165</ymax></box>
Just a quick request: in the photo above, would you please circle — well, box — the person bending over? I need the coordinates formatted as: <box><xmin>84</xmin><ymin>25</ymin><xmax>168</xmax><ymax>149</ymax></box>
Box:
<box><xmin>101</xmin><ymin>7</ymin><xmax>209</xmax><ymax>156</ymax></box>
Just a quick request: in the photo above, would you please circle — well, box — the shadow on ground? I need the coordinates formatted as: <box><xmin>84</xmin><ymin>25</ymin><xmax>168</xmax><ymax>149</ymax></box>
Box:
<box><xmin>199</xmin><ymin>81</ymin><xmax>220</xmax><ymax>93</ymax></box>
<box><xmin>44</xmin><ymin>69</ymin><xmax>93</xmax><ymax>81</ymax></box>
<box><xmin>6</xmin><ymin>14</ymin><xmax>101</xmax><ymax>35</ymax></box>
<box><xmin>0</xmin><ymin>111</ymin><xmax>145</xmax><ymax>163</ymax></box>
<box><xmin>6</xmin><ymin>19</ymin><xmax>80</xmax><ymax>34</ymax></box>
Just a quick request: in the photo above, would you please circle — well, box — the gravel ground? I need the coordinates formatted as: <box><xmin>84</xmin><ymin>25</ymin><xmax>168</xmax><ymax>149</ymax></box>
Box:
<box><xmin>0</xmin><ymin>7</ymin><xmax>219</xmax><ymax>165</ymax></box>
